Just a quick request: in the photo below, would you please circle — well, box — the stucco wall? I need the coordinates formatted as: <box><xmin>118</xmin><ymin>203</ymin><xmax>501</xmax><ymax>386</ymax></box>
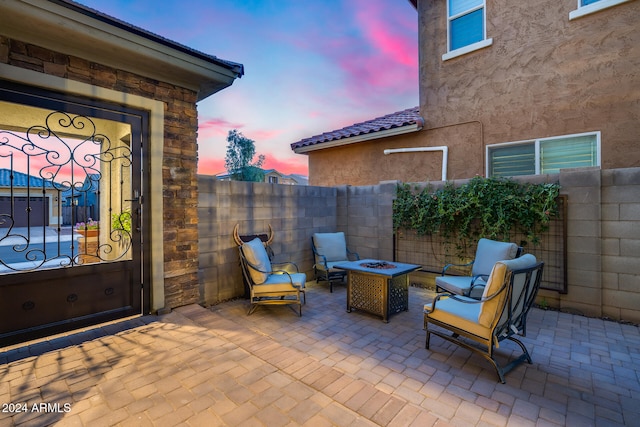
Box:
<box><xmin>308</xmin><ymin>131</ymin><xmax>450</xmax><ymax>186</ymax></box>
<box><xmin>417</xmin><ymin>0</ymin><xmax>640</xmax><ymax>177</ymax></box>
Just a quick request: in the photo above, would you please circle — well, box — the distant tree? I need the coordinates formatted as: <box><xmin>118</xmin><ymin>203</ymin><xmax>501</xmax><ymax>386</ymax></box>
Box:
<box><xmin>224</xmin><ymin>129</ymin><xmax>265</xmax><ymax>182</ymax></box>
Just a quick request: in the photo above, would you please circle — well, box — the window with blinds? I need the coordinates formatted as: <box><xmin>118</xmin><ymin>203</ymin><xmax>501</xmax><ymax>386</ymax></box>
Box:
<box><xmin>570</xmin><ymin>0</ymin><xmax>632</xmax><ymax>20</ymax></box>
<box><xmin>448</xmin><ymin>0</ymin><xmax>485</xmax><ymax>52</ymax></box>
<box><xmin>488</xmin><ymin>132</ymin><xmax>600</xmax><ymax>177</ymax></box>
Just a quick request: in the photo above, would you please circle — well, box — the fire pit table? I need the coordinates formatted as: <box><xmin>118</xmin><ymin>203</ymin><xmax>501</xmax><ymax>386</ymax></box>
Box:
<box><xmin>334</xmin><ymin>259</ymin><xmax>420</xmax><ymax>322</ymax></box>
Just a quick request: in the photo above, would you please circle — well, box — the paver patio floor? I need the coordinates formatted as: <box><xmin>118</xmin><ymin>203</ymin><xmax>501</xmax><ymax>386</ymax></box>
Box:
<box><xmin>1</xmin><ymin>281</ymin><xmax>639</xmax><ymax>426</ymax></box>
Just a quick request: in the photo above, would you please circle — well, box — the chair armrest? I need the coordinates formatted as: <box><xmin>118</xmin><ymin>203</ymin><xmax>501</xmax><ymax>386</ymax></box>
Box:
<box><xmin>347</xmin><ymin>248</ymin><xmax>360</xmax><ymax>260</ymax></box>
<box><xmin>271</xmin><ymin>269</ymin><xmax>303</xmax><ymax>288</ymax></box>
<box><xmin>428</xmin><ymin>292</ymin><xmax>479</xmax><ymax>312</ymax></box>
<box><xmin>311</xmin><ymin>243</ymin><xmax>330</xmax><ymax>268</ymax></box>
<box><xmin>442</xmin><ymin>260</ymin><xmax>474</xmax><ymax>275</ymax></box>
<box><xmin>315</xmin><ymin>253</ymin><xmax>330</xmax><ymax>268</ymax></box>
<box><xmin>468</xmin><ymin>274</ymin><xmax>489</xmax><ymax>292</ymax></box>
<box><xmin>430</xmin><ymin>281</ymin><xmax>508</xmax><ymax>311</ymax></box>
<box><xmin>272</xmin><ymin>262</ymin><xmax>300</xmax><ymax>273</ymax></box>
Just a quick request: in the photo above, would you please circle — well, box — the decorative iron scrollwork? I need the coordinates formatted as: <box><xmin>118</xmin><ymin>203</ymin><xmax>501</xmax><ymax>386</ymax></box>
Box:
<box><xmin>0</xmin><ymin>110</ymin><xmax>133</xmax><ymax>273</ymax></box>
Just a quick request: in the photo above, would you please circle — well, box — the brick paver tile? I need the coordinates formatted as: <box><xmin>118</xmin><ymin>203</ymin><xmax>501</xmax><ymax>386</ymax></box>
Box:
<box><xmin>371</xmin><ymin>395</ymin><xmax>407</xmax><ymax>426</ymax></box>
<box><xmin>254</xmin><ymin>404</ymin><xmax>290</xmax><ymax>427</ymax></box>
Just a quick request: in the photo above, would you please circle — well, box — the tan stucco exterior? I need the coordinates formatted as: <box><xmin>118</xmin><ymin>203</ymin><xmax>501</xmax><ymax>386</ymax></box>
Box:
<box><xmin>305</xmin><ymin>0</ymin><xmax>639</xmax><ymax>186</ymax></box>
<box><xmin>418</xmin><ymin>0</ymin><xmax>640</xmax><ymax>176</ymax></box>
<box><xmin>308</xmin><ymin>131</ymin><xmax>451</xmax><ymax>186</ymax></box>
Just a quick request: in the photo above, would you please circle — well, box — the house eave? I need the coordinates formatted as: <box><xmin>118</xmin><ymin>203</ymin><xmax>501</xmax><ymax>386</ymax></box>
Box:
<box><xmin>293</xmin><ymin>124</ymin><xmax>422</xmax><ymax>154</ymax></box>
<box><xmin>0</xmin><ymin>0</ymin><xmax>243</xmax><ymax>101</ymax></box>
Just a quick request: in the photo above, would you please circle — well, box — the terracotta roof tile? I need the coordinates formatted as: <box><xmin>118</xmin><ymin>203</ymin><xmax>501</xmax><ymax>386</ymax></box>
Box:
<box><xmin>290</xmin><ymin>106</ymin><xmax>421</xmax><ymax>150</ymax></box>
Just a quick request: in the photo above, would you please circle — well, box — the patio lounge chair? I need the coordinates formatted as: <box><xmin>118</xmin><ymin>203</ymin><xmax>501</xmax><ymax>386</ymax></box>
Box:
<box><xmin>424</xmin><ymin>254</ymin><xmax>544</xmax><ymax>383</ymax></box>
<box><xmin>312</xmin><ymin>232</ymin><xmax>359</xmax><ymax>292</ymax></box>
<box><xmin>239</xmin><ymin>237</ymin><xmax>306</xmax><ymax>316</ymax></box>
<box><xmin>436</xmin><ymin>238</ymin><xmax>521</xmax><ymax>299</ymax></box>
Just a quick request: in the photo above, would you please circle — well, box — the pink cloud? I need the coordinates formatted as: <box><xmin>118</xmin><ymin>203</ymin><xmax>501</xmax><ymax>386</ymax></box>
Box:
<box><xmin>198</xmin><ymin>117</ymin><xmax>244</xmax><ymax>139</ymax></box>
<box><xmin>247</xmin><ymin>129</ymin><xmax>282</xmax><ymax>142</ymax></box>
<box><xmin>263</xmin><ymin>156</ymin><xmax>308</xmax><ymax>177</ymax></box>
<box><xmin>196</xmin><ymin>155</ymin><xmax>307</xmax><ymax>178</ymax></box>
<box><xmin>353</xmin><ymin>0</ymin><xmax>417</xmax><ymax>68</ymax></box>
<box><xmin>310</xmin><ymin>0</ymin><xmax>417</xmax><ymax>100</ymax></box>
<box><xmin>197</xmin><ymin>157</ymin><xmax>226</xmax><ymax>176</ymax></box>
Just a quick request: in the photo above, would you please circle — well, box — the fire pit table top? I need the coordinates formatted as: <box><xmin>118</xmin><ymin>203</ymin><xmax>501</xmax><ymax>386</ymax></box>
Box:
<box><xmin>333</xmin><ymin>259</ymin><xmax>421</xmax><ymax>278</ymax></box>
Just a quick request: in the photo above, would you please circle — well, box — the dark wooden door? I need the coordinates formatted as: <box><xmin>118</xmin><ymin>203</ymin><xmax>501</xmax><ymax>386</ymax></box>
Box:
<box><xmin>0</xmin><ymin>83</ymin><xmax>150</xmax><ymax>346</ymax></box>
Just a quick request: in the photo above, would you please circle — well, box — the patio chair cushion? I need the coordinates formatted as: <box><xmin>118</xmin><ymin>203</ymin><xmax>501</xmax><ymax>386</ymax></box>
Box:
<box><xmin>479</xmin><ymin>254</ymin><xmax>537</xmax><ymax>327</ymax></box>
<box><xmin>435</xmin><ymin>275</ymin><xmax>487</xmax><ymax>296</ymax></box>
<box><xmin>490</xmin><ymin>254</ymin><xmax>538</xmax><ymax>328</ymax></box>
<box><xmin>472</xmin><ymin>238</ymin><xmax>519</xmax><ymax>277</ymax></box>
<box><xmin>243</xmin><ymin>238</ymin><xmax>272</xmax><ymax>285</ymax></box>
<box><xmin>313</xmin><ymin>232</ymin><xmax>347</xmax><ymax>262</ymax></box>
<box><xmin>424</xmin><ymin>296</ymin><xmax>488</xmax><ymax>339</ymax></box>
<box><xmin>253</xmin><ymin>273</ymin><xmax>306</xmax><ymax>297</ymax></box>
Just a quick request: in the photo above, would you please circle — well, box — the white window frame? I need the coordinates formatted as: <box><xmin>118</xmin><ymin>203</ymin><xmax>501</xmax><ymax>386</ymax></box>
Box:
<box><xmin>443</xmin><ymin>0</ymin><xmax>493</xmax><ymax>61</ymax></box>
<box><xmin>486</xmin><ymin>131</ymin><xmax>601</xmax><ymax>177</ymax></box>
<box><xmin>569</xmin><ymin>0</ymin><xmax>633</xmax><ymax>20</ymax></box>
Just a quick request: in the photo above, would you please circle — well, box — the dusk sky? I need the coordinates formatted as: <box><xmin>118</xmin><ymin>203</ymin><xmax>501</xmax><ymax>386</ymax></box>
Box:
<box><xmin>76</xmin><ymin>0</ymin><xmax>419</xmax><ymax>177</ymax></box>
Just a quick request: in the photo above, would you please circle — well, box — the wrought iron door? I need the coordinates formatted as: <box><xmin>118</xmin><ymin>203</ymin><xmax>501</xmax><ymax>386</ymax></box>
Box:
<box><xmin>0</xmin><ymin>83</ymin><xmax>149</xmax><ymax>346</ymax></box>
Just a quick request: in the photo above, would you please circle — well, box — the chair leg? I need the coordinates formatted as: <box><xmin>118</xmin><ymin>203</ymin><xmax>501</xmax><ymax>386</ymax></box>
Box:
<box><xmin>247</xmin><ymin>303</ymin><xmax>258</xmax><ymax>315</ymax></box>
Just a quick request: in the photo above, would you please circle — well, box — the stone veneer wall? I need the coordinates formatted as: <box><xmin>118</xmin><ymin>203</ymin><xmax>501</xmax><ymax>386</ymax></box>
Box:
<box><xmin>1</xmin><ymin>36</ymin><xmax>200</xmax><ymax>310</ymax></box>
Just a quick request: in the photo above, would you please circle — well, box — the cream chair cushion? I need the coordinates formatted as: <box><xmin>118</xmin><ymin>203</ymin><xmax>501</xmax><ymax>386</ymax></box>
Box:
<box><xmin>478</xmin><ymin>254</ymin><xmax>538</xmax><ymax>327</ymax></box>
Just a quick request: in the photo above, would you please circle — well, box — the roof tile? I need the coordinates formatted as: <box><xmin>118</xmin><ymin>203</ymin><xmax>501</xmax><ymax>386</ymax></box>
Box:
<box><xmin>290</xmin><ymin>106</ymin><xmax>420</xmax><ymax>150</ymax></box>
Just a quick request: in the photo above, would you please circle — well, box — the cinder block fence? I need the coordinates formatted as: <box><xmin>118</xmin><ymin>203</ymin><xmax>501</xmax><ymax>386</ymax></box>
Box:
<box><xmin>198</xmin><ymin>167</ymin><xmax>640</xmax><ymax>323</ymax></box>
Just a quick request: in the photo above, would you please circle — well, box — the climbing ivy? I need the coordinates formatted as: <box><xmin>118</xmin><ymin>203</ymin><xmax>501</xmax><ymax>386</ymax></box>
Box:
<box><xmin>393</xmin><ymin>176</ymin><xmax>560</xmax><ymax>249</ymax></box>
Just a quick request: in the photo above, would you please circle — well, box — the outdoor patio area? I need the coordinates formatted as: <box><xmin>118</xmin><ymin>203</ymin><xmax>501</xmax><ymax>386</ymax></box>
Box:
<box><xmin>1</xmin><ymin>281</ymin><xmax>639</xmax><ymax>426</ymax></box>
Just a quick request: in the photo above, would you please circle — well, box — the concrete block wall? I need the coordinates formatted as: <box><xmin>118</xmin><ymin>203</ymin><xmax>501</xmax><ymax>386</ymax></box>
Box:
<box><xmin>197</xmin><ymin>176</ymin><xmax>337</xmax><ymax>305</ymax></box>
<box><xmin>338</xmin><ymin>182</ymin><xmax>396</xmax><ymax>261</ymax></box>
<box><xmin>537</xmin><ymin>167</ymin><xmax>640</xmax><ymax>323</ymax></box>
<box><xmin>537</xmin><ymin>168</ymin><xmax>603</xmax><ymax>317</ymax></box>
<box><xmin>600</xmin><ymin>168</ymin><xmax>640</xmax><ymax>321</ymax></box>
<box><xmin>198</xmin><ymin>167</ymin><xmax>640</xmax><ymax>323</ymax></box>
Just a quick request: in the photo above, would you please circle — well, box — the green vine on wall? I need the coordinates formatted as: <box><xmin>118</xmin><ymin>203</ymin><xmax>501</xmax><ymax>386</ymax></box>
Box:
<box><xmin>393</xmin><ymin>176</ymin><xmax>560</xmax><ymax>252</ymax></box>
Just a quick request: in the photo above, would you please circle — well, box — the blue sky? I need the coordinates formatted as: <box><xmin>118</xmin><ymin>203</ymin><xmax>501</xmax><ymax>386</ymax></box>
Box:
<box><xmin>76</xmin><ymin>0</ymin><xmax>419</xmax><ymax>176</ymax></box>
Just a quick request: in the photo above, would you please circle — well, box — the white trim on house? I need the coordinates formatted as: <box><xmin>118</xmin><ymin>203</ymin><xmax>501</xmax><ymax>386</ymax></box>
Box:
<box><xmin>443</xmin><ymin>0</ymin><xmax>491</xmax><ymax>61</ymax></box>
<box><xmin>485</xmin><ymin>131</ymin><xmax>602</xmax><ymax>177</ymax></box>
<box><xmin>569</xmin><ymin>0</ymin><xmax>633</xmax><ymax>20</ymax></box>
<box><xmin>442</xmin><ymin>38</ymin><xmax>493</xmax><ymax>61</ymax></box>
